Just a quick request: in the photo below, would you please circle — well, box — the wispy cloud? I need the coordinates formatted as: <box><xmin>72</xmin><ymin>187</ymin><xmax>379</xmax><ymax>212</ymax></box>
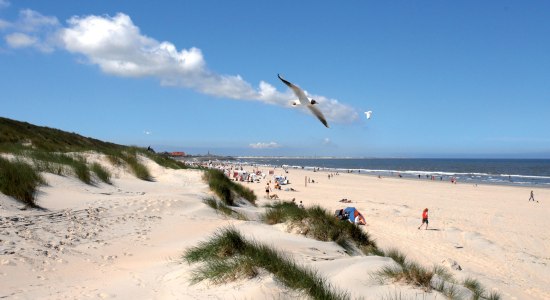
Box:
<box><xmin>249</xmin><ymin>142</ymin><xmax>281</xmax><ymax>149</ymax></box>
<box><xmin>17</xmin><ymin>9</ymin><xmax>59</xmax><ymax>32</ymax></box>
<box><xmin>2</xmin><ymin>9</ymin><xmax>59</xmax><ymax>52</ymax></box>
<box><xmin>2</xmin><ymin>11</ymin><xmax>359</xmax><ymax>123</ymax></box>
<box><xmin>5</xmin><ymin>32</ymin><xmax>36</xmax><ymax>48</ymax></box>
<box><xmin>0</xmin><ymin>19</ymin><xmax>10</xmax><ymax>30</ymax></box>
<box><xmin>0</xmin><ymin>0</ymin><xmax>10</xmax><ymax>9</ymax></box>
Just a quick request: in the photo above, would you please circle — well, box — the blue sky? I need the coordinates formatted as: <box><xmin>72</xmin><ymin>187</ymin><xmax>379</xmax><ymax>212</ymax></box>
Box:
<box><xmin>1</xmin><ymin>1</ymin><xmax>549</xmax><ymax>158</ymax></box>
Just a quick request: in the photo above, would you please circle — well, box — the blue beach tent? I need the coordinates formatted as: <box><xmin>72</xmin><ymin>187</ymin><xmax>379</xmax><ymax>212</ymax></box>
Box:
<box><xmin>343</xmin><ymin>207</ymin><xmax>366</xmax><ymax>225</ymax></box>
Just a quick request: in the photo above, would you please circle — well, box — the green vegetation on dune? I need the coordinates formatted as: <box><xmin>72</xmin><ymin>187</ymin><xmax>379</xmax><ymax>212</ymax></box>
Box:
<box><xmin>28</xmin><ymin>151</ymin><xmax>92</xmax><ymax>184</ymax></box>
<box><xmin>202</xmin><ymin>169</ymin><xmax>257</xmax><ymax>206</ymax></box>
<box><xmin>203</xmin><ymin>196</ymin><xmax>248</xmax><ymax>220</ymax></box>
<box><xmin>0</xmin><ymin>117</ymin><xmax>121</xmax><ymax>153</ymax></box>
<box><xmin>183</xmin><ymin>227</ymin><xmax>349</xmax><ymax>300</ymax></box>
<box><xmin>0</xmin><ymin>116</ymin><xmax>190</xmax><ymax>206</ymax></box>
<box><xmin>91</xmin><ymin>162</ymin><xmax>111</xmax><ymax>184</ymax></box>
<box><xmin>0</xmin><ymin>157</ymin><xmax>45</xmax><ymax>207</ymax></box>
<box><xmin>375</xmin><ymin>248</ymin><xmax>501</xmax><ymax>299</ymax></box>
<box><xmin>263</xmin><ymin>201</ymin><xmax>378</xmax><ymax>255</ymax></box>
<box><xmin>115</xmin><ymin>149</ymin><xmax>153</xmax><ymax>181</ymax></box>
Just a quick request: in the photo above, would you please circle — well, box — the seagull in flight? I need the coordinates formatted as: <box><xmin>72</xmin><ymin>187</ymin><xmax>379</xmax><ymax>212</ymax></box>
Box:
<box><xmin>277</xmin><ymin>74</ymin><xmax>329</xmax><ymax>128</ymax></box>
<box><xmin>365</xmin><ymin>111</ymin><xmax>372</xmax><ymax>119</ymax></box>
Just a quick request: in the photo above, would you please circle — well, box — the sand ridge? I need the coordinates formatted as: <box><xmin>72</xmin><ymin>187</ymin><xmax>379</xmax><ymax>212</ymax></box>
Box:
<box><xmin>1</xmin><ymin>156</ymin><xmax>549</xmax><ymax>299</ymax></box>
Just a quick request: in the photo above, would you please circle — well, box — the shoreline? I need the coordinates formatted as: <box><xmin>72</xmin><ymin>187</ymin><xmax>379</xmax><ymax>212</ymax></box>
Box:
<box><xmin>214</xmin><ymin>158</ymin><xmax>550</xmax><ymax>189</ymax></box>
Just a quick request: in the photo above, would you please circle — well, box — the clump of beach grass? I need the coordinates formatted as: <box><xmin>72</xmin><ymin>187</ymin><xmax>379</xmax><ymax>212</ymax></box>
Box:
<box><xmin>263</xmin><ymin>200</ymin><xmax>308</xmax><ymax>224</ymax></box>
<box><xmin>486</xmin><ymin>290</ymin><xmax>502</xmax><ymax>300</ymax></box>
<box><xmin>262</xmin><ymin>201</ymin><xmax>378</xmax><ymax>255</ymax></box>
<box><xmin>91</xmin><ymin>162</ymin><xmax>111</xmax><ymax>184</ymax></box>
<box><xmin>104</xmin><ymin>149</ymin><xmax>153</xmax><ymax>181</ymax></box>
<box><xmin>202</xmin><ymin>169</ymin><xmax>257</xmax><ymax>206</ymax></box>
<box><xmin>375</xmin><ymin>248</ymin><xmax>433</xmax><ymax>290</ymax></box>
<box><xmin>203</xmin><ymin>197</ymin><xmax>247</xmax><ymax>220</ymax></box>
<box><xmin>120</xmin><ymin>150</ymin><xmax>153</xmax><ymax>181</ymax></box>
<box><xmin>375</xmin><ymin>248</ymin><xmax>501</xmax><ymax>299</ymax></box>
<box><xmin>463</xmin><ymin>277</ymin><xmax>485</xmax><ymax>299</ymax></box>
<box><xmin>27</xmin><ymin>150</ymin><xmax>92</xmax><ymax>184</ymax></box>
<box><xmin>0</xmin><ymin>157</ymin><xmax>45</xmax><ymax>207</ymax></box>
<box><xmin>183</xmin><ymin>227</ymin><xmax>349</xmax><ymax>300</ymax></box>
<box><xmin>462</xmin><ymin>277</ymin><xmax>502</xmax><ymax>300</ymax></box>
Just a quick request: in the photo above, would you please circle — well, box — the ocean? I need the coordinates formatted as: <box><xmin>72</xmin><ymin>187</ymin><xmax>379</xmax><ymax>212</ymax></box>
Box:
<box><xmin>233</xmin><ymin>158</ymin><xmax>550</xmax><ymax>187</ymax></box>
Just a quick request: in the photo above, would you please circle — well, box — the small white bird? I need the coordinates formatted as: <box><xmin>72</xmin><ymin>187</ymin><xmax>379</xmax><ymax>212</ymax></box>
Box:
<box><xmin>365</xmin><ymin>111</ymin><xmax>372</xmax><ymax>119</ymax></box>
<box><xmin>278</xmin><ymin>74</ymin><xmax>329</xmax><ymax>128</ymax></box>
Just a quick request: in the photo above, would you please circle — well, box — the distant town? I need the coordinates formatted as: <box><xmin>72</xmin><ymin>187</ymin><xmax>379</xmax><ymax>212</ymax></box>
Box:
<box><xmin>158</xmin><ymin>150</ymin><xmax>235</xmax><ymax>161</ymax></box>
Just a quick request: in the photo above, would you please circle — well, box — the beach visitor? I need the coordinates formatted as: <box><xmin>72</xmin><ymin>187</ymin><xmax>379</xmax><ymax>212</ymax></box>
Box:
<box><xmin>298</xmin><ymin>201</ymin><xmax>304</xmax><ymax>209</ymax></box>
<box><xmin>265</xmin><ymin>183</ymin><xmax>271</xmax><ymax>199</ymax></box>
<box><xmin>418</xmin><ymin>208</ymin><xmax>429</xmax><ymax>230</ymax></box>
<box><xmin>529</xmin><ymin>190</ymin><xmax>536</xmax><ymax>202</ymax></box>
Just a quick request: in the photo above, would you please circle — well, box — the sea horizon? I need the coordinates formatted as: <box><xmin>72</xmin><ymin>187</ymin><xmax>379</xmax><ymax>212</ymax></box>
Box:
<box><xmin>228</xmin><ymin>157</ymin><xmax>550</xmax><ymax>188</ymax></box>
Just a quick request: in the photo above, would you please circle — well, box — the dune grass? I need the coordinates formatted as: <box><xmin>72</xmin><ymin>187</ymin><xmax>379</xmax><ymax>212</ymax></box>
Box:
<box><xmin>376</xmin><ymin>248</ymin><xmax>444</xmax><ymax>291</ymax></box>
<box><xmin>203</xmin><ymin>169</ymin><xmax>257</xmax><ymax>206</ymax></box>
<box><xmin>0</xmin><ymin>116</ymin><xmax>124</xmax><ymax>153</ymax></box>
<box><xmin>486</xmin><ymin>291</ymin><xmax>502</xmax><ymax>300</ymax></box>
<box><xmin>91</xmin><ymin>162</ymin><xmax>112</xmax><ymax>184</ymax></box>
<box><xmin>375</xmin><ymin>248</ymin><xmax>502</xmax><ymax>300</ymax></box>
<box><xmin>203</xmin><ymin>197</ymin><xmax>247</xmax><ymax>220</ymax></box>
<box><xmin>26</xmin><ymin>150</ymin><xmax>92</xmax><ymax>184</ymax></box>
<box><xmin>463</xmin><ymin>277</ymin><xmax>501</xmax><ymax>300</ymax></box>
<box><xmin>103</xmin><ymin>149</ymin><xmax>153</xmax><ymax>181</ymax></box>
<box><xmin>183</xmin><ymin>227</ymin><xmax>349</xmax><ymax>300</ymax></box>
<box><xmin>119</xmin><ymin>150</ymin><xmax>153</xmax><ymax>181</ymax></box>
<box><xmin>0</xmin><ymin>157</ymin><xmax>45</xmax><ymax>207</ymax></box>
<box><xmin>264</xmin><ymin>200</ymin><xmax>308</xmax><ymax>224</ymax></box>
<box><xmin>263</xmin><ymin>201</ymin><xmax>378</xmax><ymax>255</ymax></box>
<box><xmin>376</xmin><ymin>261</ymin><xmax>433</xmax><ymax>290</ymax></box>
<box><xmin>463</xmin><ymin>277</ymin><xmax>485</xmax><ymax>299</ymax></box>
<box><xmin>0</xmin><ymin>116</ymin><xmax>187</xmax><ymax>183</ymax></box>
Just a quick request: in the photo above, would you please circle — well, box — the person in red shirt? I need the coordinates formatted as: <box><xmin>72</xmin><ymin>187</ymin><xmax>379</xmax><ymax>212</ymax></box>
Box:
<box><xmin>418</xmin><ymin>208</ymin><xmax>429</xmax><ymax>230</ymax></box>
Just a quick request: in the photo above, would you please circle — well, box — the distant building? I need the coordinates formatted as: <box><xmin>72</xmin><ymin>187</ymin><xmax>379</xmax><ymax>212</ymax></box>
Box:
<box><xmin>170</xmin><ymin>151</ymin><xmax>186</xmax><ymax>157</ymax></box>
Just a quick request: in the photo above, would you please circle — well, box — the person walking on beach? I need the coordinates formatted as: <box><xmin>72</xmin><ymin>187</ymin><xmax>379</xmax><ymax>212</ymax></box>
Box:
<box><xmin>265</xmin><ymin>183</ymin><xmax>271</xmax><ymax>199</ymax></box>
<box><xmin>529</xmin><ymin>190</ymin><xmax>536</xmax><ymax>202</ymax></box>
<box><xmin>418</xmin><ymin>208</ymin><xmax>429</xmax><ymax>230</ymax></box>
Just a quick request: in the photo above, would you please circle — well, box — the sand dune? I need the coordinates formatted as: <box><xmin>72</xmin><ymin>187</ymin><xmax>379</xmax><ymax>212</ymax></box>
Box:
<box><xmin>1</xmin><ymin>156</ymin><xmax>548</xmax><ymax>299</ymax></box>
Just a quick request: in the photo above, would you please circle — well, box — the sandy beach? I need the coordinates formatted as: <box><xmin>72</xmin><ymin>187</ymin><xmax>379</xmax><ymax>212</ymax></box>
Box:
<box><xmin>1</xmin><ymin>156</ymin><xmax>549</xmax><ymax>299</ymax></box>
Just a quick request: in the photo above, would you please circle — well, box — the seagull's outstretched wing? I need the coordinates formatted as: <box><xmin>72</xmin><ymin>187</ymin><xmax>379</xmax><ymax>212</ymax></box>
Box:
<box><xmin>278</xmin><ymin>74</ymin><xmax>310</xmax><ymax>105</ymax></box>
<box><xmin>308</xmin><ymin>104</ymin><xmax>329</xmax><ymax>128</ymax></box>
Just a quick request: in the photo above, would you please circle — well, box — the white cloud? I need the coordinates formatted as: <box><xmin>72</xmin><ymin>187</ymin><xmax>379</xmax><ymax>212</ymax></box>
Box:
<box><xmin>4</xmin><ymin>31</ymin><xmax>55</xmax><ymax>52</ymax></box>
<box><xmin>2</xmin><ymin>10</ymin><xmax>59</xmax><ymax>52</ymax></box>
<box><xmin>249</xmin><ymin>142</ymin><xmax>281</xmax><ymax>149</ymax></box>
<box><xmin>5</xmin><ymin>32</ymin><xmax>36</xmax><ymax>48</ymax></box>
<box><xmin>0</xmin><ymin>19</ymin><xmax>11</xmax><ymax>30</ymax></box>
<box><xmin>2</xmin><ymin>11</ymin><xmax>359</xmax><ymax>124</ymax></box>
<box><xmin>17</xmin><ymin>9</ymin><xmax>59</xmax><ymax>32</ymax></box>
<box><xmin>59</xmin><ymin>13</ymin><xmax>358</xmax><ymax>123</ymax></box>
